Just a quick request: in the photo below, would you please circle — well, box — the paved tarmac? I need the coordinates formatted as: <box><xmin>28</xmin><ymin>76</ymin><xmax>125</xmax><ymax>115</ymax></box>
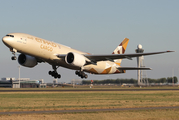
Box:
<box><xmin>0</xmin><ymin>106</ymin><xmax>179</xmax><ymax>115</ymax></box>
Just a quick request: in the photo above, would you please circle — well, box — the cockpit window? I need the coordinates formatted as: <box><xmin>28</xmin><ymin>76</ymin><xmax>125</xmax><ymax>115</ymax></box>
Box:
<box><xmin>6</xmin><ymin>35</ymin><xmax>14</xmax><ymax>37</ymax></box>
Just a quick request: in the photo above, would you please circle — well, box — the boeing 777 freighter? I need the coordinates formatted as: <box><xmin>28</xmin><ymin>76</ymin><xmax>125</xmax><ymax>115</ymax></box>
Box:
<box><xmin>2</xmin><ymin>33</ymin><xmax>173</xmax><ymax>79</ymax></box>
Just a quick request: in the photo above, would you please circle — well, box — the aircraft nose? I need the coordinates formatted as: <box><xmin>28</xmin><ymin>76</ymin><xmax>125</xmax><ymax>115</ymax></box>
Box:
<box><xmin>2</xmin><ymin>36</ymin><xmax>14</xmax><ymax>46</ymax></box>
<box><xmin>2</xmin><ymin>36</ymin><xmax>9</xmax><ymax>44</ymax></box>
<box><xmin>2</xmin><ymin>36</ymin><xmax>7</xmax><ymax>43</ymax></box>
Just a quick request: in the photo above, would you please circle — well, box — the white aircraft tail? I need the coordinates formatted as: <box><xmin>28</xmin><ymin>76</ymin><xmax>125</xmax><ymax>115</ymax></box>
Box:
<box><xmin>112</xmin><ymin>38</ymin><xmax>129</xmax><ymax>66</ymax></box>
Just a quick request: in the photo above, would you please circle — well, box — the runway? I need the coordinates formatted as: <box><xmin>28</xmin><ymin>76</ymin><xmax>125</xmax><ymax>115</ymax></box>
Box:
<box><xmin>0</xmin><ymin>88</ymin><xmax>179</xmax><ymax>92</ymax></box>
<box><xmin>0</xmin><ymin>106</ymin><xmax>179</xmax><ymax>115</ymax></box>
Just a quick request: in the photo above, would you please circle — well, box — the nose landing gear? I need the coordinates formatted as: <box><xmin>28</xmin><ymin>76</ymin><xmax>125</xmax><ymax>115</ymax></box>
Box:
<box><xmin>11</xmin><ymin>48</ymin><xmax>17</xmax><ymax>60</ymax></box>
<box><xmin>11</xmin><ymin>55</ymin><xmax>17</xmax><ymax>60</ymax></box>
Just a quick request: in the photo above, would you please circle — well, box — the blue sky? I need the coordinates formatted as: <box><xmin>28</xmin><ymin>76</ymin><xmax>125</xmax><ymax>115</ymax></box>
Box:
<box><xmin>0</xmin><ymin>0</ymin><xmax>178</xmax><ymax>83</ymax></box>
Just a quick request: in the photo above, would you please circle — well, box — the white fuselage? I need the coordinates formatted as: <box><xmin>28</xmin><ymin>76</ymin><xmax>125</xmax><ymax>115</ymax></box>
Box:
<box><xmin>2</xmin><ymin>33</ymin><xmax>123</xmax><ymax>75</ymax></box>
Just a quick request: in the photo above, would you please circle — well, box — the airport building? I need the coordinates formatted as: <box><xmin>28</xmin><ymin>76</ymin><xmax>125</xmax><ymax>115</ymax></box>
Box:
<box><xmin>0</xmin><ymin>78</ymin><xmax>46</xmax><ymax>88</ymax></box>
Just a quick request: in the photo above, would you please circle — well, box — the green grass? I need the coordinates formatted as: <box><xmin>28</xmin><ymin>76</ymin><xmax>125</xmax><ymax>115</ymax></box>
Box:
<box><xmin>0</xmin><ymin>89</ymin><xmax>179</xmax><ymax>119</ymax></box>
<box><xmin>0</xmin><ymin>90</ymin><xmax>179</xmax><ymax>112</ymax></box>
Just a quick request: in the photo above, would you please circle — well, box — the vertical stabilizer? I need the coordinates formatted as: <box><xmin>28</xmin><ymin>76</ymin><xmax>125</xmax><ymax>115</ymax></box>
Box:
<box><xmin>112</xmin><ymin>38</ymin><xmax>129</xmax><ymax>66</ymax></box>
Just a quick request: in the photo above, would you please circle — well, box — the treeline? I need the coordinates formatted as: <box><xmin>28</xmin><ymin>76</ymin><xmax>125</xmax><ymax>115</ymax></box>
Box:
<box><xmin>82</xmin><ymin>76</ymin><xmax>178</xmax><ymax>84</ymax></box>
<box><xmin>148</xmin><ymin>77</ymin><xmax>178</xmax><ymax>83</ymax></box>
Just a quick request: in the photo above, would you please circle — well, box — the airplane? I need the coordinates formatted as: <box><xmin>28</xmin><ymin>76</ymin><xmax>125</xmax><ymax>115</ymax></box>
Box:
<box><xmin>2</xmin><ymin>33</ymin><xmax>174</xmax><ymax>79</ymax></box>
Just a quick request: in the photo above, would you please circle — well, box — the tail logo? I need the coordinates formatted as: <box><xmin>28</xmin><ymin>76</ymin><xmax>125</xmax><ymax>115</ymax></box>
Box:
<box><xmin>112</xmin><ymin>38</ymin><xmax>129</xmax><ymax>54</ymax></box>
<box><xmin>112</xmin><ymin>38</ymin><xmax>129</xmax><ymax>66</ymax></box>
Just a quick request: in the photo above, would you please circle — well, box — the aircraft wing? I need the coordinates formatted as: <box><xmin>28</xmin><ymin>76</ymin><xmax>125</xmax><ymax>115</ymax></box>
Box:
<box><xmin>83</xmin><ymin>51</ymin><xmax>174</xmax><ymax>62</ymax></box>
<box><xmin>57</xmin><ymin>51</ymin><xmax>174</xmax><ymax>64</ymax></box>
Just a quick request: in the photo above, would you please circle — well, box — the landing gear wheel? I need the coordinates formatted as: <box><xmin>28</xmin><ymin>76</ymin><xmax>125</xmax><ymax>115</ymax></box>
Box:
<box><xmin>11</xmin><ymin>56</ymin><xmax>17</xmax><ymax>60</ymax></box>
<box><xmin>49</xmin><ymin>71</ymin><xmax>52</xmax><ymax>75</ymax></box>
<box><xmin>48</xmin><ymin>69</ymin><xmax>61</xmax><ymax>79</ymax></box>
<box><xmin>75</xmin><ymin>71</ymin><xmax>79</xmax><ymax>75</ymax></box>
<box><xmin>75</xmin><ymin>70</ymin><xmax>88</xmax><ymax>79</ymax></box>
<box><xmin>57</xmin><ymin>74</ymin><xmax>61</xmax><ymax>79</ymax></box>
<box><xmin>84</xmin><ymin>74</ymin><xmax>88</xmax><ymax>79</ymax></box>
<box><xmin>54</xmin><ymin>75</ymin><xmax>58</xmax><ymax>79</ymax></box>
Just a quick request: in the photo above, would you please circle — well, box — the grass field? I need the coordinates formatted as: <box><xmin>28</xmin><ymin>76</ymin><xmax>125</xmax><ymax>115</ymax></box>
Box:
<box><xmin>0</xmin><ymin>88</ymin><xmax>179</xmax><ymax>119</ymax></box>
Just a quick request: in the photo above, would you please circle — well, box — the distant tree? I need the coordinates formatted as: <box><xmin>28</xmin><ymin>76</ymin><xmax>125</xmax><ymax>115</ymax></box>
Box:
<box><xmin>159</xmin><ymin>78</ymin><xmax>167</xmax><ymax>83</ymax></box>
<box><xmin>167</xmin><ymin>76</ymin><xmax>178</xmax><ymax>83</ymax></box>
<box><xmin>82</xmin><ymin>76</ymin><xmax>178</xmax><ymax>84</ymax></box>
<box><xmin>174</xmin><ymin>76</ymin><xmax>178</xmax><ymax>83</ymax></box>
<box><xmin>148</xmin><ymin>78</ymin><xmax>155</xmax><ymax>83</ymax></box>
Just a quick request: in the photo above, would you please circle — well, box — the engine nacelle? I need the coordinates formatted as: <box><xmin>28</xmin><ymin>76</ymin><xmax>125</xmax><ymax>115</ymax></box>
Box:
<box><xmin>18</xmin><ymin>54</ymin><xmax>37</xmax><ymax>68</ymax></box>
<box><xmin>65</xmin><ymin>52</ymin><xmax>86</xmax><ymax>67</ymax></box>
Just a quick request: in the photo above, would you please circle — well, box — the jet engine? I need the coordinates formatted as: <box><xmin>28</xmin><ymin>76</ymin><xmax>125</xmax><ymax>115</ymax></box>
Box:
<box><xmin>18</xmin><ymin>54</ymin><xmax>37</xmax><ymax>68</ymax></box>
<box><xmin>65</xmin><ymin>52</ymin><xmax>86</xmax><ymax>67</ymax></box>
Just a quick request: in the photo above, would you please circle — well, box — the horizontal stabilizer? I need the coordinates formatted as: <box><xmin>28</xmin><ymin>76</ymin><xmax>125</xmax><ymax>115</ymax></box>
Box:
<box><xmin>117</xmin><ymin>67</ymin><xmax>152</xmax><ymax>70</ymax></box>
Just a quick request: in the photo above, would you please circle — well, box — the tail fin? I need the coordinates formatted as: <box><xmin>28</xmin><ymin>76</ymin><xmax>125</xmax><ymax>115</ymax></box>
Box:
<box><xmin>112</xmin><ymin>38</ymin><xmax>129</xmax><ymax>66</ymax></box>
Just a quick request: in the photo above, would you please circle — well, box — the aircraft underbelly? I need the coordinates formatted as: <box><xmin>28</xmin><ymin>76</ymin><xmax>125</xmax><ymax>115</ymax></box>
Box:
<box><xmin>84</xmin><ymin>61</ymin><xmax>119</xmax><ymax>74</ymax></box>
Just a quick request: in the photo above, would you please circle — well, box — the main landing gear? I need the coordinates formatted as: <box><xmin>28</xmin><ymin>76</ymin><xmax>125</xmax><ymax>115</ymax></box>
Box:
<box><xmin>48</xmin><ymin>65</ymin><xmax>61</xmax><ymax>79</ymax></box>
<box><xmin>75</xmin><ymin>70</ymin><xmax>88</xmax><ymax>79</ymax></box>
